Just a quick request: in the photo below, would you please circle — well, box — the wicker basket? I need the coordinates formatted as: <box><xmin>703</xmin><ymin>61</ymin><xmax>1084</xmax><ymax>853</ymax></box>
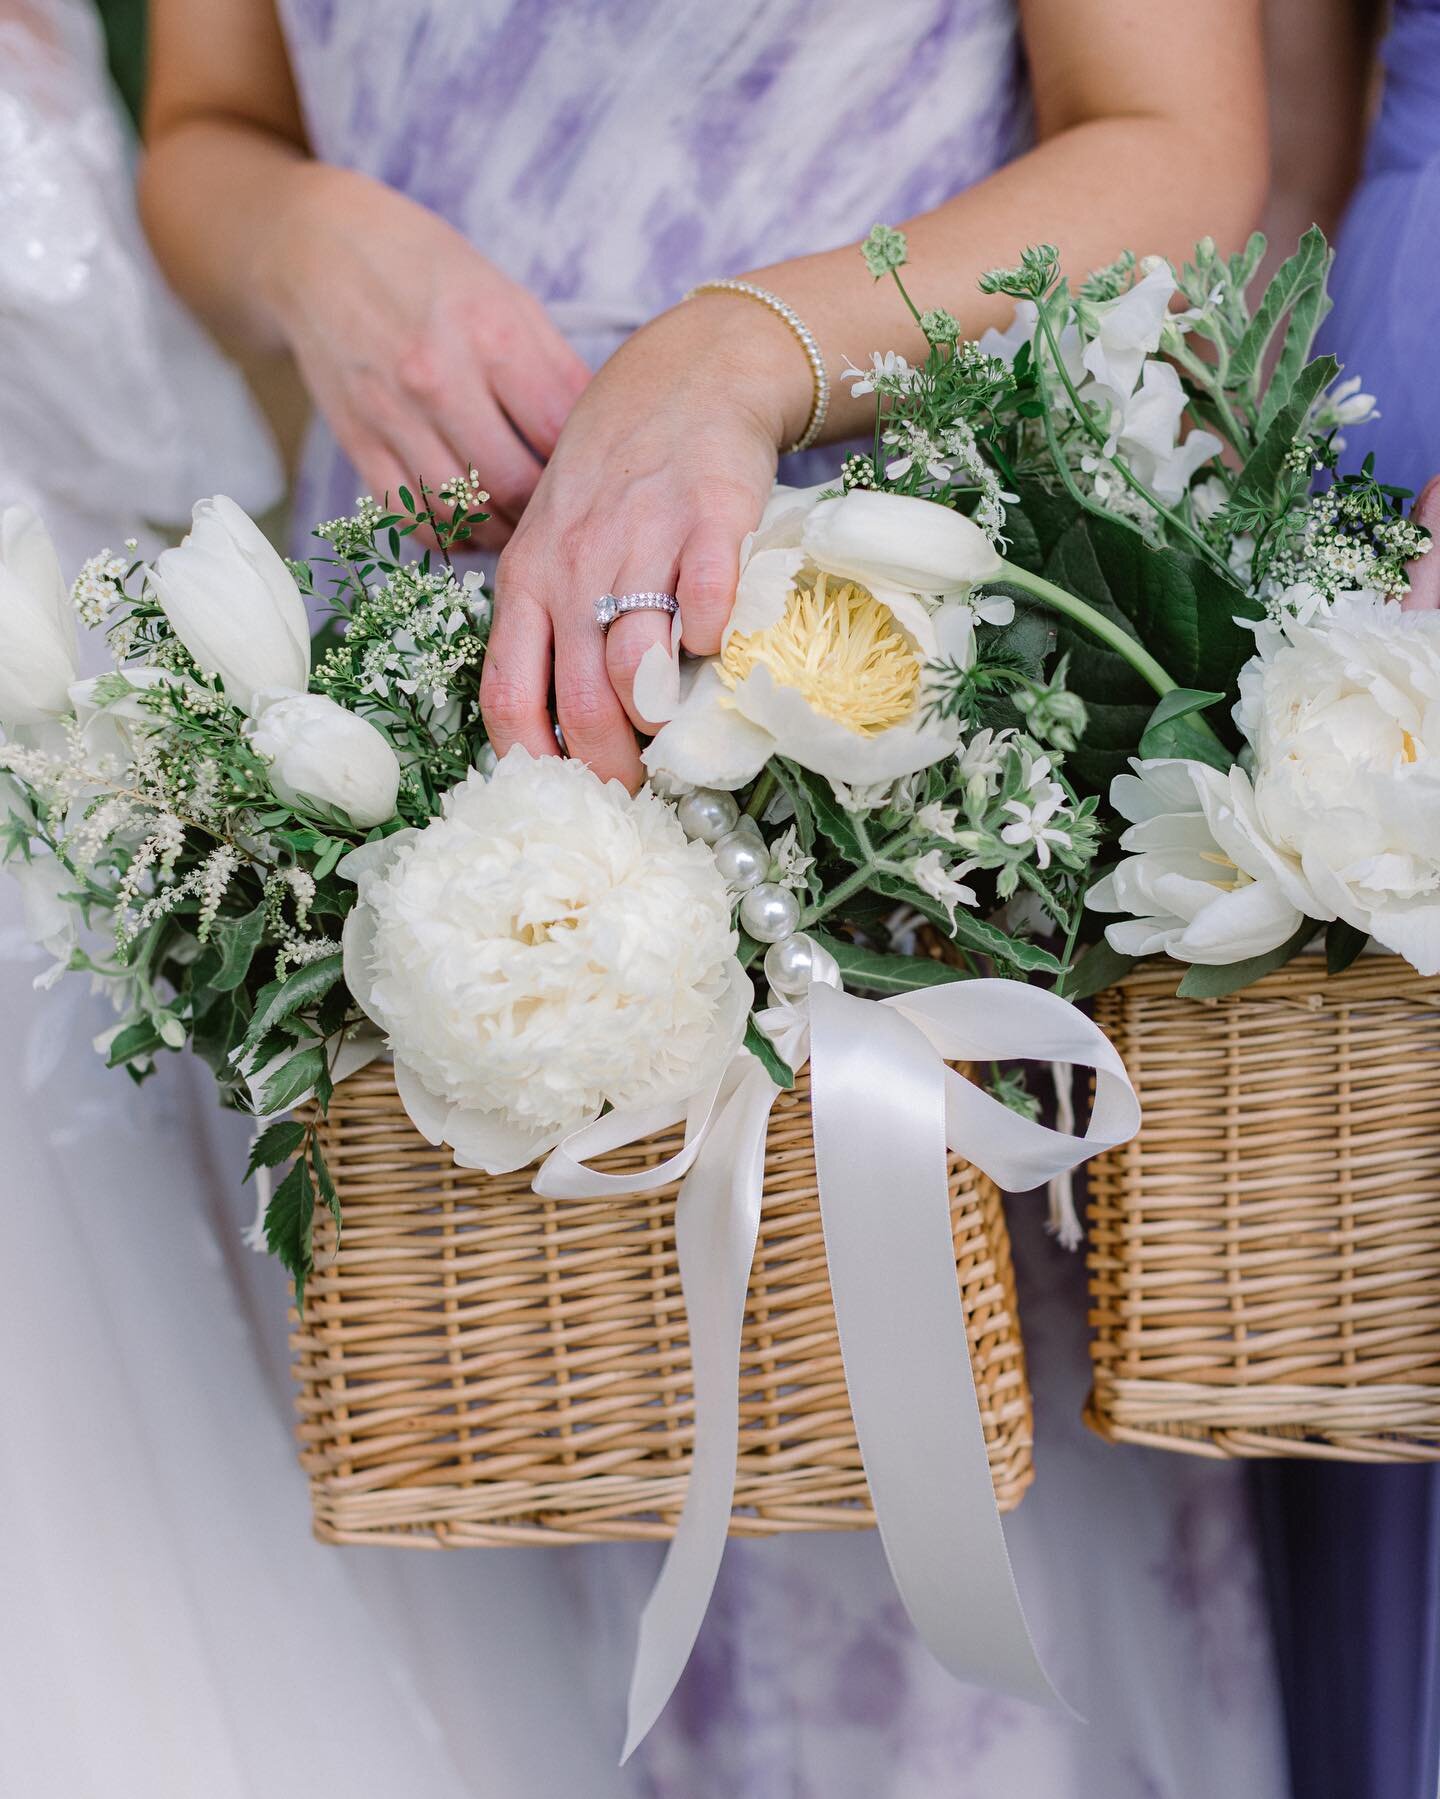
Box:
<box><xmin>1086</xmin><ymin>955</ymin><xmax>1440</xmax><ymax>1460</ymax></box>
<box><xmin>292</xmin><ymin>1060</ymin><xmax>1033</xmax><ymax>1544</ymax></box>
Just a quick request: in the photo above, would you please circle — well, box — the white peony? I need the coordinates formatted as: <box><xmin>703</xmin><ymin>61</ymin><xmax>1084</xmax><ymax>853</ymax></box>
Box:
<box><xmin>638</xmin><ymin>485</ymin><xmax>1003</xmax><ymax>795</ymax></box>
<box><xmin>150</xmin><ymin>496</ymin><xmax>310</xmax><ymax>713</ymax></box>
<box><xmin>1234</xmin><ymin>594</ymin><xmax>1440</xmax><ymax>973</ymax></box>
<box><xmin>248</xmin><ymin>688</ymin><xmax>401</xmax><ymax>828</ymax></box>
<box><xmin>1087</xmin><ymin>758</ymin><xmax>1324</xmax><ymax>965</ymax></box>
<box><xmin>0</xmin><ymin>505</ymin><xmax>78</xmax><ymax>729</ymax></box>
<box><xmin>340</xmin><ymin>749</ymin><xmax>750</xmax><ymax>1173</ymax></box>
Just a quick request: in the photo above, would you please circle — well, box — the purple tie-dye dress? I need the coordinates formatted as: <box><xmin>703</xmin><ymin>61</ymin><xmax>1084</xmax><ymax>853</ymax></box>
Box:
<box><xmin>275</xmin><ymin>4</ymin><xmax>1289</xmax><ymax>1792</ymax></box>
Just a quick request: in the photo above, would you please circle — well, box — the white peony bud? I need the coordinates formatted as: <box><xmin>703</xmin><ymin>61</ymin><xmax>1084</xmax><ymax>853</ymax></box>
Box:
<box><xmin>800</xmin><ymin>489</ymin><xmax>1002</xmax><ymax>595</ymax></box>
<box><xmin>150</xmin><ymin>496</ymin><xmax>310</xmax><ymax>713</ymax></box>
<box><xmin>0</xmin><ymin>505</ymin><xmax>79</xmax><ymax>728</ymax></box>
<box><xmin>248</xmin><ymin>690</ymin><xmax>401</xmax><ymax>828</ymax></box>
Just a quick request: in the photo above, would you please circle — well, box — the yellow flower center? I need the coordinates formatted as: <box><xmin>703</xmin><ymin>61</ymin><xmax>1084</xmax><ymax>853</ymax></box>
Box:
<box><xmin>1402</xmin><ymin>729</ymin><xmax>1419</xmax><ymax>764</ymax></box>
<box><xmin>719</xmin><ymin>570</ymin><xmax>920</xmax><ymax>736</ymax></box>
<box><xmin>1198</xmin><ymin>849</ymin><xmax>1254</xmax><ymax>893</ymax></box>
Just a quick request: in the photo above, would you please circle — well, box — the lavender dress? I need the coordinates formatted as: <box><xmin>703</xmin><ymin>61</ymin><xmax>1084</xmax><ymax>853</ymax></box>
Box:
<box><xmin>274</xmin><ymin>5</ymin><xmax>1288</xmax><ymax>1792</ymax></box>
<box><xmin>1254</xmin><ymin>9</ymin><xmax>1440</xmax><ymax>1797</ymax></box>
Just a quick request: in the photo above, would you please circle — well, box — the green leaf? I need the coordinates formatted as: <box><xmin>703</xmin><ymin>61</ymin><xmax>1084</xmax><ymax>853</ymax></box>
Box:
<box><xmin>312</xmin><ymin>1139</ymin><xmax>342</xmax><ymax>1235</ymax></box>
<box><xmin>312</xmin><ymin>838</ymin><xmax>346</xmax><ymax>881</ymax></box>
<box><xmin>744</xmin><ymin>1018</ymin><xmax>795</xmax><ymax>1089</ymax></box>
<box><xmin>768</xmin><ymin>759</ymin><xmax>817</xmax><ymax>855</ymax></box>
<box><xmin>207</xmin><ymin>904</ymin><xmax>268</xmax><ymax>992</ymax></box>
<box><xmin>809</xmin><ymin>930</ymin><xmax>970</xmax><ymax>995</ymax></box>
<box><xmin>1255</xmin><ymin>233</ymin><xmax>1335</xmax><ymax>436</ymax></box>
<box><xmin>1325</xmin><ymin>918</ymin><xmax>1369</xmax><ymax>976</ymax></box>
<box><xmin>245</xmin><ymin>1118</ymin><xmax>307</xmax><ymax>1182</ymax></box>
<box><xmin>1143</xmin><ymin>688</ymin><xmax>1226</xmax><ymax>732</ymax></box>
<box><xmin>258</xmin><ymin>1043</ymin><xmax>327</xmax><ymax>1115</ymax></box>
<box><xmin>264</xmin><ymin>1157</ymin><xmax>315</xmax><ymax>1311</ymax></box>
<box><xmin>1232</xmin><ymin>354</ymin><xmax>1340</xmax><ymax>513</ymax></box>
<box><xmin>795</xmin><ymin>767</ymin><xmax>865</xmax><ymax>863</ymax></box>
<box><xmin>1175</xmin><ymin>922</ymin><xmax>1315</xmax><ymax>998</ymax></box>
<box><xmin>105</xmin><ymin>1016</ymin><xmax>165</xmax><ymax>1068</ymax></box>
<box><xmin>242</xmin><ymin>954</ymin><xmax>344</xmax><ymax>1054</ymax></box>
<box><xmin>1005</xmin><ymin>484</ymin><xmax>1260</xmax><ymax>793</ymax></box>
<box><xmin>1139</xmin><ymin>688</ymin><xmax>1234</xmax><ymax>770</ymax></box>
<box><xmin>865</xmin><ymin>867</ymin><xmax>1062</xmax><ymax>974</ymax></box>
<box><xmin>1229</xmin><ymin>226</ymin><xmax>1331</xmax><ymax>394</ymax></box>
<box><xmin>1059</xmin><ymin>935</ymin><xmax>1138</xmax><ymax>1001</ymax></box>
<box><xmin>189</xmin><ymin>983</ymin><xmax>251</xmax><ymax>1077</ymax></box>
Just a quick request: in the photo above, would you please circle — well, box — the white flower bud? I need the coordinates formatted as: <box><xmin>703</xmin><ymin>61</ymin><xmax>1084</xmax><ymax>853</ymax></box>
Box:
<box><xmin>800</xmin><ymin>490</ymin><xmax>1002</xmax><ymax>594</ymax></box>
<box><xmin>150</xmin><ymin>497</ymin><xmax>310</xmax><ymax>713</ymax></box>
<box><xmin>248</xmin><ymin>690</ymin><xmax>401</xmax><ymax>829</ymax></box>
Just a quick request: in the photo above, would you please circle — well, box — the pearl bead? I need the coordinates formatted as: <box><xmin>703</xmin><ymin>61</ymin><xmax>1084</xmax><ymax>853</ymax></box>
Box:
<box><xmin>764</xmin><ymin>932</ymin><xmax>817</xmax><ymax>997</ymax></box>
<box><xmin>712</xmin><ymin>831</ymin><xmax>768</xmax><ymax>891</ymax></box>
<box><xmin>676</xmin><ymin>788</ymin><xmax>740</xmax><ymax>845</ymax></box>
<box><xmin>739</xmin><ymin>882</ymin><xmax>801</xmax><ymax>944</ymax></box>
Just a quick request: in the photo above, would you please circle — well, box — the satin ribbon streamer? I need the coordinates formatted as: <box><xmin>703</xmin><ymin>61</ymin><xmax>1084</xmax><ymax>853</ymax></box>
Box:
<box><xmin>533</xmin><ymin>968</ymin><xmax>1140</xmax><ymax>1760</ymax></box>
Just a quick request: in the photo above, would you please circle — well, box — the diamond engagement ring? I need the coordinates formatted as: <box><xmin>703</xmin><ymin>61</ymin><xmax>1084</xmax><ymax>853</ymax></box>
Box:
<box><xmin>594</xmin><ymin>591</ymin><xmax>680</xmax><ymax>634</ymax></box>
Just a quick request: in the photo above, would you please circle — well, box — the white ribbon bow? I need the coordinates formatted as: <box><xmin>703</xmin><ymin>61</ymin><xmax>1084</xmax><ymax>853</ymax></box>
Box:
<box><xmin>533</xmin><ymin>963</ymin><xmax>1140</xmax><ymax>1760</ymax></box>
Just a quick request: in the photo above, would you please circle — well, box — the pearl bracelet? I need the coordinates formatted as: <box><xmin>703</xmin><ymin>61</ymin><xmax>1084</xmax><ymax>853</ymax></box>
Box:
<box><xmin>685</xmin><ymin>278</ymin><xmax>830</xmax><ymax>455</ymax></box>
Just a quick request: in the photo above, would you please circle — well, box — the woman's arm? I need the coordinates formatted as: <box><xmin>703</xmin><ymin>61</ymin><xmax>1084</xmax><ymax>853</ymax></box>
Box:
<box><xmin>139</xmin><ymin>0</ymin><xmax>590</xmax><ymax>545</ymax></box>
<box><xmin>481</xmin><ymin>0</ymin><xmax>1270</xmax><ymax>787</ymax></box>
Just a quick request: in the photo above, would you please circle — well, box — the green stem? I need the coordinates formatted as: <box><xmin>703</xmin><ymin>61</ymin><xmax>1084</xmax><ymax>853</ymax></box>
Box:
<box><xmin>1166</xmin><ymin>341</ymin><xmax>1251</xmax><ymax>458</ymax></box>
<box><xmin>889</xmin><ymin>267</ymin><xmax>926</xmax><ymax>332</ymax></box>
<box><xmin>744</xmin><ymin>768</ymin><xmax>777</xmax><ymax>821</ymax></box>
<box><xmin>997</xmin><ymin>563</ymin><xmax>1174</xmax><ymax>695</ymax></box>
<box><xmin>738</xmin><ymin>820</ymin><xmax>919</xmax><ymax>967</ymax></box>
<box><xmin>997</xmin><ymin>561</ymin><xmax>1229</xmax><ymax>758</ymax></box>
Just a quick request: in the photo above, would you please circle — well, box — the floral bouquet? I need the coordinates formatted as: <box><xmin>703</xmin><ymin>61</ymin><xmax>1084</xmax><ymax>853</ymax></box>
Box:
<box><xmin>2</xmin><ymin>222</ymin><xmax>1432</xmax><ymax>1735</ymax></box>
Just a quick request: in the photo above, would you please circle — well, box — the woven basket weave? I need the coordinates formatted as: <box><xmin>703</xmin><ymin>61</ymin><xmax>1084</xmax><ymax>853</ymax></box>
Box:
<box><xmin>1086</xmin><ymin>955</ymin><xmax>1440</xmax><ymax>1461</ymax></box>
<box><xmin>292</xmin><ymin>1061</ymin><xmax>1033</xmax><ymax>1544</ymax></box>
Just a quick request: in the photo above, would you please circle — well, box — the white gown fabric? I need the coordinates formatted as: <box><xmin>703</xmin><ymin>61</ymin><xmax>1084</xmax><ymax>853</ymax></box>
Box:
<box><xmin>0</xmin><ymin>4</ymin><xmax>1290</xmax><ymax>1795</ymax></box>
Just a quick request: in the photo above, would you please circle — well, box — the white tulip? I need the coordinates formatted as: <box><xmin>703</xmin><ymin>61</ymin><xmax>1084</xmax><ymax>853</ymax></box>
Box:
<box><xmin>150</xmin><ymin>496</ymin><xmax>310</xmax><ymax>713</ymax></box>
<box><xmin>248</xmin><ymin>690</ymin><xmax>401</xmax><ymax>828</ymax></box>
<box><xmin>0</xmin><ymin>505</ymin><xmax>78</xmax><ymax>728</ymax></box>
<box><xmin>639</xmin><ymin>485</ymin><xmax>1003</xmax><ymax>796</ymax></box>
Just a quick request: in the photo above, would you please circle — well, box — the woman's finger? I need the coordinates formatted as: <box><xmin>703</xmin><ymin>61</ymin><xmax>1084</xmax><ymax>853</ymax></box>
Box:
<box><xmin>604</xmin><ymin>553</ymin><xmax>683</xmax><ymax>731</ymax></box>
<box><xmin>480</xmin><ymin>566</ymin><xmax>560</xmax><ymax>761</ymax></box>
<box><xmin>1405</xmin><ymin>476</ymin><xmax>1440</xmax><ymax>611</ymax></box>
<box><xmin>554</xmin><ymin>608</ymin><xmax>644</xmax><ymax>789</ymax></box>
<box><xmin>433</xmin><ymin>388</ymin><xmax>545</xmax><ymax>523</ymax></box>
<box><xmin>675</xmin><ymin>501</ymin><xmax>754</xmax><ymax>655</ymax></box>
<box><xmin>490</xmin><ymin>320</ymin><xmax>592</xmax><ymax>460</ymax></box>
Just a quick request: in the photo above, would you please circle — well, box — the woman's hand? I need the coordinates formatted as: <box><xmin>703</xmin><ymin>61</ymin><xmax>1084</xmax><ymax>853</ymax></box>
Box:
<box><xmin>1407</xmin><ymin>477</ymin><xmax>1440</xmax><ymax>610</ymax></box>
<box><xmin>263</xmin><ymin>166</ymin><xmax>590</xmax><ymax>547</ymax></box>
<box><xmin>480</xmin><ymin>296</ymin><xmax>811</xmax><ymax>787</ymax></box>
